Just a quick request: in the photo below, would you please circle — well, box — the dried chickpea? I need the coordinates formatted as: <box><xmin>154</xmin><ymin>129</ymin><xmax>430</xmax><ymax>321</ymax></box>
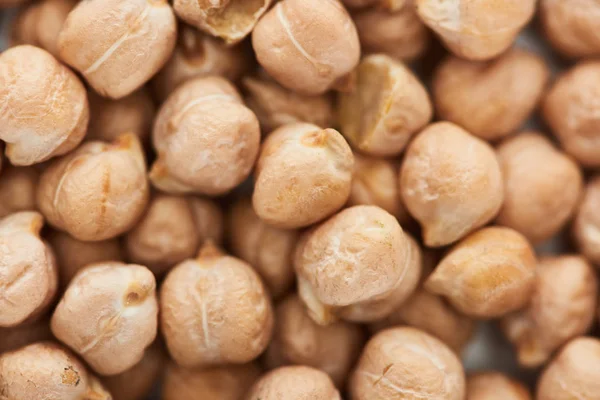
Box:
<box><xmin>160</xmin><ymin>243</ymin><xmax>274</xmax><ymax>367</ymax></box>
<box><xmin>400</xmin><ymin>122</ymin><xmax>504</xmax><ymax>247</ymax></box>
<box><xmin>0</xmin><ymin>212</ymin><xmax>57</xmax><ymax>328</ymax></box>
<box><xmin>0</xmin><ymin>45</ymin><xmax>88</xmax><ymax>166</ymax></box>
<box><xmin>0</xmin><ymin>166</ymin><xmax>39</xmax><ymax>218</ymax></box>
<box><xmin>51</xmin><ymin>262</ymin><xmax>158</xmax><ymax>376</ymax></box>
<box><xmin>467</xmin><ymin>373</ymin><xmax>531</xmax><ymax>400</ymax></box>
<box><xmin>415</xmin><ymin>0</ymin><xmax>536</xmax><ymax>61</ymax></box>
<box><xmin>433</xmin><ymin>50</ymin><xmax>550</xmax><ymax>141</ymax></box>
<box><xmin>245</xmin><ymin>366</ymin><xmax>341</xmax><ymax>400</ymax></box>
<box><xmin>573</xmin><ymin>176</ymin><xmax>600</xmax><ymax>265</ymax></box>
<box><xmin>150</xmin><ymin>76</ymin><xmax>260</xmax><ymax>196</ymax></box>
<box><xmin>0</xmin><ymin>319</ymin><xmax>52</xmax><ymax>354</ymax></box>
<box><xmin>502</xmin><ymin>256</ymin><xmax>598</xmax><ymax>368</ymax></box>
<box><xmin>265</xmin><ymin>294</ymin><xmax>364</xmax><ymax>387</ymax></box>
<box><xmin>252</xmin><ymin>123</ymin><xmax>354</xmax><ymax>229</ymax></box>
<box><xmin>252</xmin><ymin>0</ymin><xmax>361</xmax><ymax>95</ymax></box>
<box><xmin>537</xmin><ymin>337</ymin><xmax>600</xmax><ymax>400</ymax></box>
<box><xmin>37</xmin><ymin>134</ymin><xmax>149</xmax><ymax>242</ymax></box>
<box><xmin>350</xmin><ymin>327</ymin><xmax>466</xmax><ymax>400</ymax></box>
<box><xmin>163</xmin><ymin>362</ymin><xmax>261</xmax><ymax>400</ymax></box>
<box><xmin>0</xmin><ymin>342</ymin><xmax>111</xmax><ymax>400</ymax></box>
<box><xmin>426</xmin><ymin>226</ymin><xmax>537</xmax><ymax>319</ymax></box>
<box><xmin>58</xmin><ymin>0</ymin><xmax>177</xmax><ymax>99</ymax></box>
<box><xmin>337</xmin><ymin>54</ymin><xmax>432</xmax><ymax>157</ymax></box>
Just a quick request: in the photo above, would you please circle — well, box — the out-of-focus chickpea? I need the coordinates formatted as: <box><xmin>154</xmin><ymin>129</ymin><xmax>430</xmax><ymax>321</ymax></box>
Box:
<box><xmin>0</xmin><ymin>166</ymin><xmax>39</xmax><ymax>218</ymax></box>
<box><xmin>574</xmin><ymin>176</ymin><xmax>600</xmax><ymax>266</ymax></box>
<box><xmin>433</xmin><ymin>50</ymin><xmax>550</xmax><ymax>141</ymax></box>
<box><xmin>10</xmin><ymin>3</ymin><xmax>39</xmax><ymax>46</ymax></box>
<box><xmin>245</xmin><ymin>366</ymin><xmax>341</xmax><ymax>400</ymax></box>
<box><xmin>467</xmin><ymin>373</ymin><xmax>531</xmax><ymax>400</ymax></box>
<box><xmin>0</xmin><ymin>0</ymin><xmax>30</xmax><ymax>7</ymax></box>
<box><xmin>0</xmin><ymin>319</ymin><xmax>52</xmax><ymax>354</ymax></box>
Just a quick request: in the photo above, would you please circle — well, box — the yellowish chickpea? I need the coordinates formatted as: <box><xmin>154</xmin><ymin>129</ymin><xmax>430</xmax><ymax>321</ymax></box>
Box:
<box><xmin>426</xmin><ymin>226</ymin><xmax>537</xmax><ymax>319</ymax></box>
<box><xmin>337</xmin><ymin>54</ymin><xmax>432</xmax><ymax>157</ymax></box>
<box><xmin>58</xmin><ymin>0</ymin><xmax>177</xmax><ymax>99</ymax></box>
<box><xmin>350</xmin><ymin>327</ymin><xmax>466</xmax><ymax>400</ymax></box>
<box><xmin>150</xmin><ymin>76</ymin><xmax>260</xmax><ymax>196</ymax></box>
<box><xmin>37</xmin><ymin>134</ymin><xmax>149</xmax><ymax>242</ymax></box>
<box><xmin>467</xmin><ymin>373</ymin><xmax>531</xmax><ymax>400</ymax></box>
<box><xmin>252</xmin><ymin>123</ymin><xmax>354</xmax><ymax>229</ymax></box>
<box><xmin>51</xmin><ymin>262</ymin><xmax>158</xmax><ymax>376</ymax></box>
<box><xmin>400</xmin><ymin>122</ymin><xmax>504</xmax><ymax>247</ymax></box>
<box><xmin>0</xmin><ymin>166</ymin><xmax>39</xmax><ymax>218</ymax></box>
<box><xmin>0</xmin><ymin>319</ymin><xmax>52</xmax><ymax>354</ymax></box>
<box><xmin>573</xmin><ymin>176</ymin><xmax>600</xmax><ymax>266</ymax></box>
<box><xmin>160</xmin><ymin>243</ymin><xmax>274</xmax><ymax>367</ymax></box>
<box><xmin>252</xmin><ymin>0</ymin><xmax>361</xmax><ymax>95</ymax></box>
<box><xmin>536</xmin><ymin>337</ymin><xmax>600</xmax><ymax>400</ymax></box>
<box><xmin>245</xmin><ymin>366</ymin><xmax>341</xmax><ymax>400</ymax></box>
<box><xmin>0</xmin><ymin>45</ymin><xmax>88</xmax><ymax>166</ymax></box>
<box><xmin>415</xmin><ymin>0</ymin><xmax>536</xmax><ymax>60</ymax></box>
<box><xmin>433</xmin><ymin>50</ymin><xmax>550</xmax><ymax>141</ymax></box>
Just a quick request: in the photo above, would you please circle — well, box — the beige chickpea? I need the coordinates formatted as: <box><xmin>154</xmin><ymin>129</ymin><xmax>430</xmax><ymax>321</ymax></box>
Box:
<box><xmin>246</xmin><ymin>366</ymin><xmax>341</xmax><ymax>400</ymax></box>
<box><xmin>0</xmin><ymin>342</ymin><xmax>111</xmax><ymax>400</ymax></box>
<box><xmin>400</xmin><ymin>122</ymin><xmax>504</xmax><ymax>247</ymax></box>
<box><xmin>58</xmin><ymin>0</ymin><xmax>177</xmax><ymax>99</ymax></box>
<box><xmin>543</xmin><ymin>61</ymin><xmax>600</xmax><ymax>167</ymax></box>
<box><xmin>150</xmin><ymin>76</ymin><xmax>260</xmax><ymax>196</ymax></box>
<box><xmin>252</xmin><ymin>0</ymin><xmax>361</xmax><ymax>95</ymax></box>
<box><xmin>252</xmin><ymin>123</ymin><xmax>354</xmax><ymax>229</ymax></box>
<box><xmin>51</xmin><ymin>262</ymin><xmax>158</xmax><ymax>376</ymax></box>
<box><xmin>160</xmin><ymin>243</ymin><xmax>274</xmax><ymax>367</ymax></box>
<box><xmin>415</xmin><ymin>0</ymin><xmax>536</xmax><ymax>61</ymax></box>
<box><xmin>467</xmin><ymin>373</ymin><xmax>531</xmax><ymax>400</ymax></box>
<box><xmin>37</xmin><ymin>134</ymin><xmax>149</xmax><ymax>242</ymax></box>
<box><xmin>0</xmin><ymin>212</ymin><xmax>57</xmax><ymax>328</ymax></box>
<box><xmin>265</xmin><ymin>294</ymin><xmax>364</xmax><ymax>387</ymax></box>
<box><xmin>502</xmin><ymin>256</ymin><xmax>598</xmax><ymax>368</ymax></box>
<box><xmin>337</xmin><ymin>54</ymin><xmax>432</xmax><ymax>157</ymax></box>
<box><xmin>426</xmin><ymin>226</ymin><xmax>537</xmax><ymax>319</ymax></box>
<box><xmin>163</xmin><ymin>362</ymin><xmax>261</xmax><ymax>400</ymax></box>
<box><xmin>537</xmin><ymin>337</ymin><xmax>600</xmax><ymax>400</ymax></box>
<box><xmin>0</xmin><ymin>166</ymin><xmax>39</xmax><ymax>218</ymax></box>
<box><xmin>574</xmin><ymin>176</ymin><xmax>600</xmax><ymax>265</ymax></box>
<box><xmin>433</xmin><ymin>50</ymin><xmax>550</xmax><ymax>141</ymax></box>
<box><xmin>0</xmin><ymin>319</ymin><xmax>52</xmax><ymax>354</ymax></box>
<box><xmin>350</xmin><ymin>327</ymin><xmax>466</xmax><ymax>400</ymax></box>
<box><xmin>0</xmin><ymin>45</ymin><xmax>88</xmax><ymax>166</ymax></box>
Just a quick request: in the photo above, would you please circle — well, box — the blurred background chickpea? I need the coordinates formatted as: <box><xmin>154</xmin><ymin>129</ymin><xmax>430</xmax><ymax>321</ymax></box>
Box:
<box><xmin>245</xmin><ymin>366</ymin><xmax>340</xmax><ymax>400</ymax></box>
<box><xmin>573</xmin><ymin>176</ymin><xmax>600</xmax><ymax>266</ymax></box>
<box><xmin>0</xmin><ymin>166</ymin><xmax>39</xmax><ymax>218</ymax></box>
<box><xmin>0</xmin><ymin>0</ymin><xmax>30</xmax><ymax>7</ymax></box>
<box><xmin>0</xmin><ymin>319</ymin><xmax>52</xmax><ymax>354</ymax></box>
<box><xmin>467</xmin><ymin>372</ymin><xmax>531</xmax><ymax>400</ymax></box>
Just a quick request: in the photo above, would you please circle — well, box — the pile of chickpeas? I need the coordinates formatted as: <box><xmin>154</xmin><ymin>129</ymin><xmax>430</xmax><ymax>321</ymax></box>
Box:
<box><xmin>1</xmin><ymin>0</ymin><xmax>600</xmax><ymax>399</ymax></box>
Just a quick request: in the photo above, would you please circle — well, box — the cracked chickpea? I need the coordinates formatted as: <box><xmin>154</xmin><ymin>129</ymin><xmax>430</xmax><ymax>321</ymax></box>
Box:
<box><xmin>0</xmin><ymin>166</ymin><xmax>39</xmax><ymax>218</ymax></box>
<box><xmin>245</xmin><ymin>366</ymin><xmax>341</xmax><ymax>400</ymax></box>
<box><xmin>51</xmin><ymin>262</ymin><xmax>158</xmax><ymax>376</ymax></box>
<box><xmin>573</xmin><ymin>176</ymin><xmax>600</xmax><ymax>265</ymax></box>
<box><xmin>467</xmin><ymin>373</ymin><xmax>531</xmax><ymax>400</ymax></box>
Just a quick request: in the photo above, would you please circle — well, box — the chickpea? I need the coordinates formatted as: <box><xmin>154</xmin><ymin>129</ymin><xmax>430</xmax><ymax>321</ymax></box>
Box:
<box><xmin>537</xmin><ymin>337</ymin><xmax>600</xmax><ymax>400</ymax></box>
<box><xmin>252</xmin><ymin>0</ymin><xmax>361</xmax><ymax>95</ymax></box>
<box><xmin>467</xmin><ymin>373</ymin><xmax>531</xmax><ymax>400</ymax></box>
<box><xmin>0</xmin><ymin>166</ymin><xmax>39</xmax><ymax>218</ymax></box>
<box><xmin>0</xmin><ymin>319</ymin><xmax>52</xmax><ymax>354</ymax></box>
<box><xmin>573</xmin><ymin>176</ymin><xmax>600</xmax><ymax>265</ymax></box>
<box><xmin>426</xmin><ymin>226</ymin><xmax>537</xmax><ymax>319</ymax></box>
<box><xmin>543</xmin><ymin>61</ymin><xmax>600</xmax><ymax>168</ymax></box>
<box><xmin>51</xmin><ymin>262</ymin><xmax>158</xmax><ymax>376</ymax></box>
<box><xmin>337</xmin><ymin>54</ymin><xmax>432</xmax><ymax>157</ymax></box>
<box><xmin>160</xmin><ymin>242</ymin><xmax>274</xmax><ymax>367</ymax></box>
<box><xmin>150</xmin><ymin>76</ymin><xmax>260</xmax><ymax>196</ymax></box>
<box><xmin>350</xmin><ymin>327</ymin><xmax>465</xmax><ymax>400</ymax></box>
<box><xmin>0</xmin><ymin>342</ymin><xmax>111</xmax><ymax>400</ymax></box>
<box><xmin>10</xmin><ymin>3</ymin><xmax>39</xmax><ymax>47</ymax></box>
<box><xmin>502</xmin><ymin>256</ymin><xmax>598</xmax><ymax>368</ymax></box>
<box><xmin>265</xmin><ymin>294</ymin><xmax>364</xmax><ymax>387</ymax></box>
<box><xmin>400</xmin><ymin>122</ymin><xmax>504</xmax><ymax>247</ymax></box>
<box><xmin>37</xmin><ymin>134</ymin><xmax>149</xmax><ymax>242</ymax></box>
<box><xmin>252</xmin><ymin>123</ymin><xmax>354</xmax><ymax>229</ymax></box>
<box><xmin>245</xmin><ymin>366</ymin><xmax>341</xmax><ymax>400</ymax></box>
<box><xmin>0</xmin><ymin>0</ymin><xmax>29</xmax><ymax>7</ymax></box>
<box><xmin>0</xmin><ymin>45</ymin><xmax>88</xmax><ymax>166</ymax></box>
<box><xmin>433</xmin><ymin>50</ymin><xmax>550</xmax><ymax>141</ymax></box>
<box><xmin>0</xmin><ymin>212</ymin><xmax>57</xmax><ymax>328</ymax></box>
<box><xmin>58</xmin><ymin>0</ymin><xmax>177</xmax><ymax>99</ymax></box>
<box><xmin>415</xmin><ymin>0</ymin><xmax>536</xmax><ymax>61</ymax></box>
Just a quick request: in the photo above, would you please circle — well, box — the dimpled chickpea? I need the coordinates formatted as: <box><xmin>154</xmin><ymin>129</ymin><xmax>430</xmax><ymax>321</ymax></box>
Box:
<box><xmin>58</xmin><ymin>0</ymin><xmax>177</xmax><ymax>99</ymax></box>
<box><xmin>0</xmin><ymin>342</ymin><xmax>111</xmax><ymax>400</ymax></box>
<box><xmin>51</xmin><ymin>262</ymin><xmax>158</xmax><ymax>376</ymax></box>
<box><xmin>496</xmin><ymin>132</ymin><xmax>583</xmax><ymax>244</ymax></box>
<box><xmin>0</xmin><ymin>319</ymin><xmax>52</xmax><ymax>354</ymax></box>
<box><xmin>467</xmin><ymin>373</ymin><xmax>531</xmax><ymax>400</ymax></box>
<box><xmin>350</xmin><ymin>327</ymin><xmax>465</xmax><ymax>400</ymax></box>
<box><xmin>0</xmin><ymin>212</ymin><xmax>57</xmax><ymax>328</ymax></box>
<box><xmin>537</xmin><ymin>337</ymin><xmax>600</xmax><ymax>400</ymax></box>
<box><xmin>573</xmin><ymin>176</ymin><xmax>600</xmax><ymax>265</ymax></box>
<box><xmin>0</xmin><ymin>45</ymin><xmax>88</xmax><ymax>166</ymax></box>
<box><xmin>37</xmin><ymin>134</ymin><xmax>149</xmax><ymax>242</ymax></box>
<box><xmin>160</xmin><ymin>242</ymin><xmax>273</xmax><ymax>367</ymax></box>
<box><xmin>0</xmin><ymin>166</ymin><xmax>39</xmax><ymax>218</ymax></box>
<box><xmin>433</xmin><ymin>50</ymin><xmax>550</xmax><ymax>141</ymax></box>
<box><xmin>245</xmin><ymin>366</ymin><xmax>341</xmax><ymax>400</ymax></box>
<box><xmin>502</xmin><ymin>256</ymin><xmax>598</xmax><ymax>368</ymax></box>
<box><xmin>415</xmin><ymin>0</ymin><xmax>536</xmax><ymax>61</ymax></box>
<box><xmin>400</xmin><ymin>122</ymin><xmax>504</xmax><ymax>247</ymax></box>
<box><xmin>253</xmin><ymin>123</ymin><xmax>354</xmax><ymax>229</ymax></box>
<box><xmin>150</xmin><ymin>76</ymin><xmax>260</xmax><ymax>196</ymax></box>
<box><xmin>252</xmin><ymin>0</ymin><xmax>361</xmax><ymax>95</ymax></box>
<box><xmin>338</xmin><ymin>54</ymin><xmax>432</xmax><ymax>157</ymax></box>
<box><xmin>426</xmin><ymin>226</ymin><xmax>537</xmax><ymax>319</ymax></box>
<box><xmin>543</xmin><ymin>61</ymin><xmax>600</xmax><ymax>167</ymax></box>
